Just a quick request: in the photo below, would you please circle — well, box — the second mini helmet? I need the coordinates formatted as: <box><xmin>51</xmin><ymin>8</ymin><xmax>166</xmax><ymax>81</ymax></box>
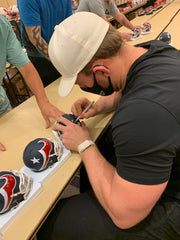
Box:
<box><xmin>130</xmin><ymin>27</ymin><xmax>141</xmax><ymax>40</ymax></box>
<box><xmin>23</xmin><ymin>138</ymin><xmax>63</xmax><ymax>172</ymax></box>
<box><xmin>0</xmin><ymin>170</ymin><xmax>32</xmax><ymax>214</ymax></box>
<box><xmin>142</xmin><ymin>22</ymin><xmax>151</xmax><ymax>33</ymax></box>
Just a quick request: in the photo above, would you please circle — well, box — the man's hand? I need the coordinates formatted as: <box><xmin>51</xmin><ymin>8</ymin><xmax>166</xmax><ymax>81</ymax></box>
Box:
<box><xmin>0</xmin><ymin>142</ymin><xmax>6</xmax><ymax>151</ymax></box>
<box><xmin>19</xmin><ymin>62</ymin><xmax>65</xmax><ymax>128</ymax></box>
<box><xmin>38</xmin><ymin>101</ymin><xmax>65</xmax><ymax>128</ymax></box>
<box><xmin>120</xmin><ymin>32</ymin><xmax>131</xmax><ymax>41</ymax></box>
<box><xmin>71</xmin><ymin>92</ymin><xmax>122</xmax><ymax>120</ymax></box>
<box><xmin>53</xmin><ymin>117</ymin><xmax>91</xmax><ymax>151</ymax></box>
<box><xmin>71</xmin><ymin>97</ymin><xmax>97</xmax><ymax>120</ymax></box>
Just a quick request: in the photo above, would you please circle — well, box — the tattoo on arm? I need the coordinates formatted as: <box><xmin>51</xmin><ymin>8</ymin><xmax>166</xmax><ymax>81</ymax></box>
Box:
<box><xmin>121</xmin><ymin>19</ymin><xmax>125</xmax><ymax>26</ymax></box>
<box><xmin>114</xmin><ymin>14</ymin><xmax>133</xmax><ymax>30</ymax></box>
<box><xmin>25</xmin><ymin>26</ymin><xmax>49</xmax><ymax>59</ymax></box>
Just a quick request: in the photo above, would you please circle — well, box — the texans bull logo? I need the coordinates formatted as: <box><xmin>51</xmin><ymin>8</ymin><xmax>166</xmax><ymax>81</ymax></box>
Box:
<box><xmin>0</xmin><ymin>174</ymin><xmax>16</xmax><ymax>214</ymax></box>
<box><xmin>23</xmin><ymin>138</ymin><xmax>61</xmax><ymax>172</ymax></box>
<box><xmin>38</xmin><ymin>139</ymin><xmax>52</xmax><ymax>171</ymax></box>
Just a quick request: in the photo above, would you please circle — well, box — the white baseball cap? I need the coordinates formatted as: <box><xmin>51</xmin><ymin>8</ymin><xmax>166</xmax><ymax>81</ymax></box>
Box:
<box><xmin>48</xmin><ymin>12</ymin><xmax>109</xmax><ymax>97</ymax></box>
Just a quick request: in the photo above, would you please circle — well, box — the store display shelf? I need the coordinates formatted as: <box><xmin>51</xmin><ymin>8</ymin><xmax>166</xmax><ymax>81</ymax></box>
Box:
<box><xmin>108</xmin><ymin>1</ymin><xmax>147</xmax><ymax>22</ymax></box>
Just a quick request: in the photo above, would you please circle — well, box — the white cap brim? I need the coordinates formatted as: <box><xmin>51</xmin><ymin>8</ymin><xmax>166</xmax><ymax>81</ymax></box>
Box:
<box><xmin>58</xmin><ymin>75</ymin><xmax>77</xmax><ymax>97</ymax></box>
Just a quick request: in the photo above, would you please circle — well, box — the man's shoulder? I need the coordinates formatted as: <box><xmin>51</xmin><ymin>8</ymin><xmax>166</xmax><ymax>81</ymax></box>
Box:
<box><xmin>0</xmin><ymin>15</ymin><xmax>11</xmax><ymax>27</ymax></box>
<box><xmin>0</xmin><ymin>15</ymin><xmax>13</xmax><ymax>38</ymax></box>
<box><xmin>18</xmin><ymin>0</ymin><xmax>36</xmax><ymax>4</ymax></box>
<box><xmin>18</xmin><ymin>0</ymin><xmax>38</xmax><ymax>12</ymax></box>
<box><xmin>115</xmin><ymin>98</ymin><xmax>167</xmax><ymax>122</ymax></box>
<box><xmin>112</xmin><ymin>97</ymin><xmax>178</xmax><ymax>151</ymax></box>
<box><xmin>77</xmin><ymin>0</ymin><xmax>103</xmax><ymax>11</ymax></box>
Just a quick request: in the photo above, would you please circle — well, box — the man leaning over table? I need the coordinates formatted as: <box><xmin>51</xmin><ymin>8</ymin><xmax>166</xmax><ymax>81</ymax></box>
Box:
<box><xmin>36</xmin><ymin>12</ymin><xmax>180</xmax><ymax>240</ymax></box>
<box><xmin>77</xmin><ymin>0</ymin><xmax>141</xmax><ymax>41</ymax></box>
<box><xmin>0</xmin><ymin>15</ymin><xmax>64</xmax><ymax>151</ymax></box>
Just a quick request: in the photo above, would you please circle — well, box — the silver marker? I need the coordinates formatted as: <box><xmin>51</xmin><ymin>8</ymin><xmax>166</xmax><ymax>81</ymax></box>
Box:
<box><xmin>75</xmin><ymin>101</ymin><xmax>95</xmax><ymax>123</ymax></box>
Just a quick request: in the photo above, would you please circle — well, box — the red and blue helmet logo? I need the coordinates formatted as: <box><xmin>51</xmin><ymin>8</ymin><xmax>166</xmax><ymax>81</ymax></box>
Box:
<box><xmin>0</xmin><ymin>173</ymin><xmax>16</xmax><ymax>214</ymax></box>
<box><xmin>23</xmin><ymin>138</ymin><xmax>60</xmax><ymax>172</ymax></box>
<box><xmin>0</xmin><ymin>170</ymin><xmax>32</xmax><ymax>214</ymax></box>
<box><xmin>142</xmin><ymin>22</ymin><xmax>151</xmax><ymax>32</ymax></box>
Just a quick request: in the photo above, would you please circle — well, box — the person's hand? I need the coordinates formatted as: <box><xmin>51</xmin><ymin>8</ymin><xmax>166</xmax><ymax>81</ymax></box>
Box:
<box><xmin>53</xmin><ymin>117</ymin><xmax>91</xmax><ymax>151</ymax></box>
<box><xmin>133</xmin><ymin>25</ymin><xmax>142</xmax><ymax>29</ymax></box>
<box><xmin>38</xmin><ymin>101</ymin><xmax>65</xmax><ymax>128</ymax></box>
<box><xmin>0</xmin><ymin>142</ymin><xmax>6</xmax><ymax>151</ymax></box>
<box><xmin>71</xmin><ymin>97</ymin><xmax>97</xmax><ymax>120</ymax></box>
<box><xmin>120</xmin><ymin>32</ymin><xmax>131</xmax><ymax>41</ymax></box>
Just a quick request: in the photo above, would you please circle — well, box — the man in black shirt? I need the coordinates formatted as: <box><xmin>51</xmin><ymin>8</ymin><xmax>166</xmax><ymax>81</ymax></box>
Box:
<box><xmin>37</xmin><ymin>12</ymin><xmax>180</xmax><ymax>240</ymax></box>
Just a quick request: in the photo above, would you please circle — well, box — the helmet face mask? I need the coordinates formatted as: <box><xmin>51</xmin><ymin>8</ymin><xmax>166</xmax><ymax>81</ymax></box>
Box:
<box><xmin>0</xmin><ymin>170</ymin><xmax>32</xmax><ymax>215</ymax></box>
<box><xmin>49</xmin><ymin>138</ymin><xmax>63</xmax><ymax>161</ymax></box>
<box><xmin>23</xmin><ymin>138</ymin><xmax>63</xmax><ymax>172</ymax></box>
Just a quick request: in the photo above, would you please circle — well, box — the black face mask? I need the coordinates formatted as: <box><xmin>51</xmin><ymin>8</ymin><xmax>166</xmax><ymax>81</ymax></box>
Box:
<box><xmin>81</xmin><ymin>72</ymin><xmax>114</xmax><ymax>96</ymax></box>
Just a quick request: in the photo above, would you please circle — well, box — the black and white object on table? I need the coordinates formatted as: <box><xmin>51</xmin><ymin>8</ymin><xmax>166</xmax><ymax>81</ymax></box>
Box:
<box><xmin>159</xmin><ymin>32</ymin><xmax>172</xmax><ymax>46</ymax></box>
<box><xmin>141</xmin><ymin>22</ymin><xmax>152</xmax><ymax>35</ymax></box>
<box><xmin>130</xmin><ymin>27</ymin><xmax>142</xmax><ymax>41</ymax></box>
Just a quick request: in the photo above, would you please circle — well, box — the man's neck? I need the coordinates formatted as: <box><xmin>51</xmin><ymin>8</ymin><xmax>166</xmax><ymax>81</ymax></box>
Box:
<box><xmin>114</xmin><ymin>43</ymin><xmax>148</xmax><ymax>91</ymax></box>
<box><xmin>119</xmin><ymin>43</ymin><xmax>148</xmax><ymax>73</ymax></box>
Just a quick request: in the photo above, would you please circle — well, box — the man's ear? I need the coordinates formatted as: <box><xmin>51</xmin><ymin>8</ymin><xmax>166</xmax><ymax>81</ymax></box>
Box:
<box><xmin>93</xmin><ymin>65</ymin><xmax>110</xmax><ymax>76</ymax></box>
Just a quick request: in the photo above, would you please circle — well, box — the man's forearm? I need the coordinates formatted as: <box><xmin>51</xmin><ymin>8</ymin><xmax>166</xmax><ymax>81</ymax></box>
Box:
<box><xmin>18</xmin><ymin>62</ymin><xmax>49</xmax><ymax>104</ymax></box>
<box><xmin>25</xmin><ymin>26</ymin><xmax>50</xmax><ymax>60</ymax></box>
<box><xmin>114</xmin><ymin>13</ymin><xmax>134</xmax><ymax>30</ymax></box>
<box><xmin>80</xmin><ymin>145</ymin><xmax>116</xmax><ymax>219</ymax></box>
<box><xmin>95</xmin><ymin>91</ymin><xmax>122</xmax><ymax>114</ymax></box>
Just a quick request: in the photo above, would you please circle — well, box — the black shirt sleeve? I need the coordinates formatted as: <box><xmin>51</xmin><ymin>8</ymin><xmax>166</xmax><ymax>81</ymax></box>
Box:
<box><xmin>112</xmin><ymin>98</ymin><xmax>179</xmax><ymax>185</ymax></box>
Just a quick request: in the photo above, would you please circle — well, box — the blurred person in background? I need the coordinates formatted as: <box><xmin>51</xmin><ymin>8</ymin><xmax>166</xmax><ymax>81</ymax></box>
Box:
<box><xmin>17</xmin><ymin>0</ymin><xmax>72</xmax><ymax>87</ymax></box>
<box><xmin>77</xmin><ymin>0</ymin><xmax>141</xmax><ymax>40</ymax></box>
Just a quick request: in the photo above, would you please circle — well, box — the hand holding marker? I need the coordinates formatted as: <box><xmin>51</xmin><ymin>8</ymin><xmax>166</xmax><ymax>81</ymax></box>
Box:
<box><xmin>75</xmin><ymin>101</ymin><xmax>95</xmax><ymax>123</ymax></box>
